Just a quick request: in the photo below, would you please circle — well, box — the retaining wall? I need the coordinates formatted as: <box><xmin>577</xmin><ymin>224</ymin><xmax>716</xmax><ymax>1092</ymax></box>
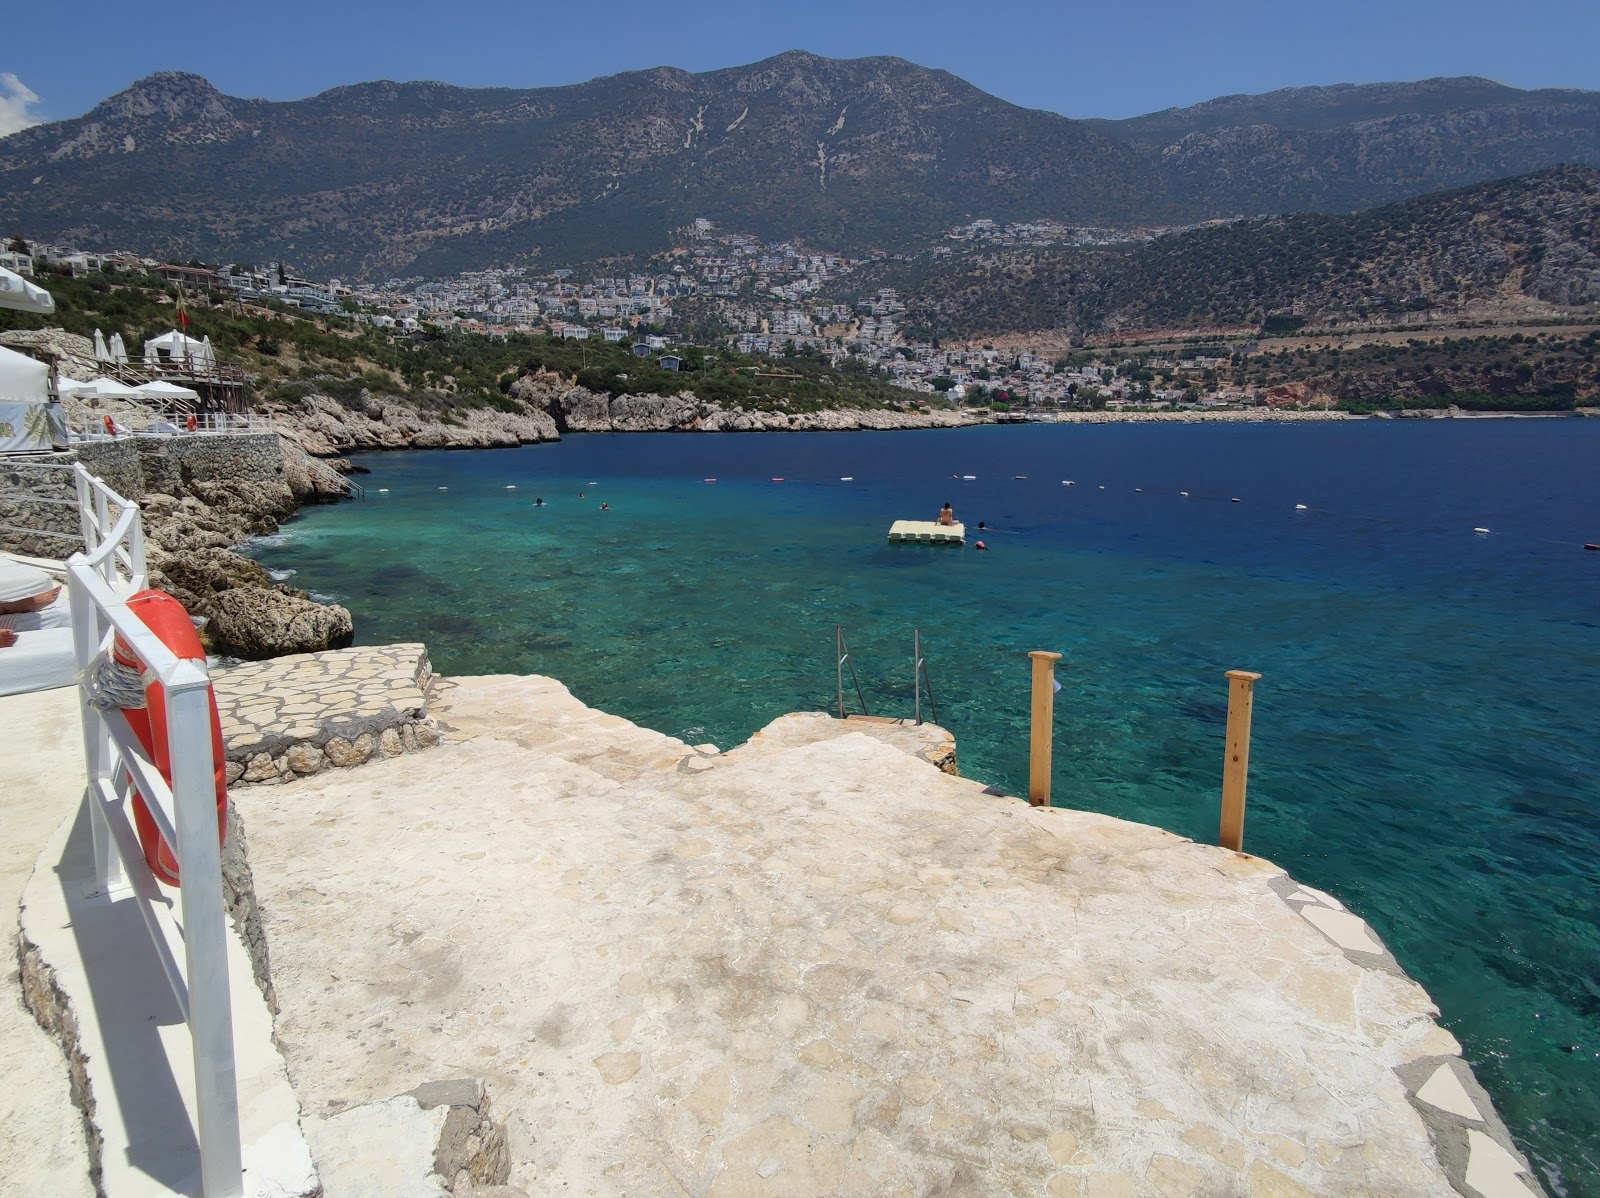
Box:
<box><xmin>0</xmin><ymin>433</ymin><xmax>283</xmax><ymax>559</ymax></box>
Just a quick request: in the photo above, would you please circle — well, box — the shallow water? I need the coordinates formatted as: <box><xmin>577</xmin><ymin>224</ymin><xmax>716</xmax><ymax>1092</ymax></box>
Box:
<box><xmin>252</xmin><ymin>421</ymin><xmax>1600</xmax><ymax>1195</ymax></box>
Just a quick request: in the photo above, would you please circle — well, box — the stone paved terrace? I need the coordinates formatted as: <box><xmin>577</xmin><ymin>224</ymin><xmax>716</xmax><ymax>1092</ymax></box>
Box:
<box><xmin>229</xmin><ymin>672</ymin><xmax>1544</xmax><ymax>1198</ymax></box>
<box><xmin>211</xmin><ymin>642</ymin><xmax>440</xmax><ymax>785</ymax></box>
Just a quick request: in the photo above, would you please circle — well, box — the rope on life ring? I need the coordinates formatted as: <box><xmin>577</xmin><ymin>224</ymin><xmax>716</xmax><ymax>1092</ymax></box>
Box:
<box><xmin>112</xmin><ymin>589</ymin><xmax>229</xmax><ymax>887</ymax></box>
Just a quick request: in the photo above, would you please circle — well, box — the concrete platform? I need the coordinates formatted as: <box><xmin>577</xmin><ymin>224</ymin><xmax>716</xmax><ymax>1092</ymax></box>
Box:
<box><xmin>4</xmin><ymin>688</ymin><xmax>319</xmax><ymax>1197</ymax></box>
<box><xmin>234</xmin><ymin>673</ymin><xmax>1543</xmax><ymax>1198</ymax></box>
<box><xmin>212</xmin><ymin>643</ymin><xmax>440</xmax><ymax>786</ymax></box>
<box><xmin>0</xmin><ymin>686</ymin><xmax>96</xmax><ymax>1198</ymax></box>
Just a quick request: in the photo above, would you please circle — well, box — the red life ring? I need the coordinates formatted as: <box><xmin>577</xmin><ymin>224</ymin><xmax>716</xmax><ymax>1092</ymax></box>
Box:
<box><xmin>113</xmin><ymin>589</ymin><xmax>228</xmax><ymax>886</ymax></box>
<box><xmin>102</xmin><ymin>414</ymin><xmax>116</xmax><ymax>436</ymax></box>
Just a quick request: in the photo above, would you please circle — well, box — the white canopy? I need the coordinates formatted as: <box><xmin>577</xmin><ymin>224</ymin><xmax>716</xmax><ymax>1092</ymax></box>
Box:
<box><xmin>0</xmin><ymin>266</ymin><xmax>54</xmax><ymax>315</ymax></box>
<box><xmin>67</xmin><ymin>375</ymin><xmax>146</xmax><ymax>401</ymax></box>
<box><xmin>143</xmin><ymin>329</ymin><xmax>214</xmax><ymax>369</ymax></box>
<box><xmin>0</xmin><ymin>345</ymin><xmax>60</xmax><ymax>452</ymax></box>
<box><xmin>136</xmin><ymin>380</ymin><xmax>201</xmax><ymax>402</ymax></box>
<box><xmin>93</xmin><ymin>328</ymin><xmax>110</xmax><ymax>363</ymax></box>
<box><xmin>0</xmin><ymin>345</ymin><xmax>49</xmax><ymax>401</ymax></box>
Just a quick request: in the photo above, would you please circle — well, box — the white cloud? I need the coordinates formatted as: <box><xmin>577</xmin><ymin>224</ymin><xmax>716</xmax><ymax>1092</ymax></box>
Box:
<box><xmin>0</xmin><ymin>72</ymin><xmax>42</xmax><ymax>138</ymax></box>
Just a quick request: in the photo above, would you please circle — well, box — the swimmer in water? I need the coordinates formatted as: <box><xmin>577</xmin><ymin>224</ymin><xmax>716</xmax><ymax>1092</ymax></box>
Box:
<box><xmin>578</xmin><ymin>492</ymin><xmax>585</xmax><ymax>499</ymax></box>
<box><xmin>599</xmin><ymin>502</ymin><xmax>610</xmax><ymax>511</ymax></box>
<box><xmin>534</xmin><ymin>498</ymin><xmax>545</xmax><ymax>506</ymax></box>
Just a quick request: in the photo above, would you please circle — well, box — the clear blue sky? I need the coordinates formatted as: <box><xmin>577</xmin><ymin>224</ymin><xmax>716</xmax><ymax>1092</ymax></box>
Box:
<box><xmin>5</xmin><ymin>0</ymin><xmax>1598</xmax><ymax>133</ymax></box>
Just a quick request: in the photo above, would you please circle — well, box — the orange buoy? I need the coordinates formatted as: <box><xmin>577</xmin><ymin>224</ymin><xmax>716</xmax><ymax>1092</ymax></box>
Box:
<box><xmin>112</xmin><ymin>590</ymin><xmax>228</xmax><ymax>887</ymax></box>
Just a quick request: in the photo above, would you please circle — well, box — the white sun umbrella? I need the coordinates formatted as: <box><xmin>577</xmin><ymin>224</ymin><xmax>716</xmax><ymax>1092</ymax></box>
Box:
<box><xmin>136</xmin><ymin>379</ymin><xmax>201</xmax><ymax>403</ymax></box>
<box><xmin>0</xmin><ymin>266</ymin><xmax>54</xmax><ymax>314</ymax></box>
<box><xmin>200</xmin><ymin>335</ymin><xmax>215</xmax><ymax>369</ymax></box>
<box><xmin>109</xmin><ymin>332</ymin><xmax>128</xmax><ymax>364</ymax></box>
<box><xmin>93</xmin><ymin>328</ymin><xmax>110</xmax><ymax>363</ymax></box>
<box><xmin>67</xmin><ymin>375</ymin><xmax>146</xmax><ymax>401</ymax></box>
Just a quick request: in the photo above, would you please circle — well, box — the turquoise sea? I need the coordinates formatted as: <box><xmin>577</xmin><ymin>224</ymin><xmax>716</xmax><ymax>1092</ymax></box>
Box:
<box><xmin>250</xmin><ymin>421</ymin><xmax>1600</xmax><ymax>1195</ymax></box>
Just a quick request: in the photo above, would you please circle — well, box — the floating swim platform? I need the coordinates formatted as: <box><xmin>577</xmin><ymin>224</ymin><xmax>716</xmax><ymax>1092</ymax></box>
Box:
<box><xmin>888</xmin><ymin>520</ymin><xmax>965</xmax><ymax>545</ymax></box>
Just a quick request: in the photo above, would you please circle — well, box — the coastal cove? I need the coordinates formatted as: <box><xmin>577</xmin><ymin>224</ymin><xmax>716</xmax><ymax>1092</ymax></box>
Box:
<box><xmin>250</xmin><ymin>420</ymin><xmax>1600</xmax><ymax>1197</ymax></box>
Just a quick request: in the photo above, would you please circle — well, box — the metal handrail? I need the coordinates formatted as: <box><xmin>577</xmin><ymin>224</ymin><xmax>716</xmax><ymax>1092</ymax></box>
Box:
<box><xmin>65</xmin><ymin>467</ymin><xmax>241</xmax><ymax>1197</ymax></box>
<box><xmin>835</xmin><ymin>625</ymin><xmax>870</xmax><ymax>718</ymax></box>
<box><xmin>913</xmin><ymin>628</ymin><xmax>939</xmax><ymax>726</ymax></box>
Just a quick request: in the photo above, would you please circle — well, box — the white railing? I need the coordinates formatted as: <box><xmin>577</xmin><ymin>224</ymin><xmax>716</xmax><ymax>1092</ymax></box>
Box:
<box><xmin>65</xmin><ymin>467</ymin><xmax>243</xmax><ymax>1197</ymax></box>
<box><xmin>68</xmin><ymin>411</ymin><xmax>275</xmax><ymax>441</ymax></box>
<box><xmin>73</xmin><ymin>463</ymin><xmax>145</xmax><ymax>587</ymax></box>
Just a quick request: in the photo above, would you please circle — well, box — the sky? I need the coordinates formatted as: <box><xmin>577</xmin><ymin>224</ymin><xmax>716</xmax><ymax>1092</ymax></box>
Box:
<box><xmin>4</xmin><ymin>0</ymin><xmax>1598</xmax><ymax>136</ymax></box>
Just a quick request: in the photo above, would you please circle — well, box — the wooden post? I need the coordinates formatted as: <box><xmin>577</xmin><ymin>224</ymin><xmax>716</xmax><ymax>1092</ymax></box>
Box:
<box><xmin>1220</xmin><ymin>670</ymin><xmax>1262</xmax><ymax>852</ymax></box>
<box><xmin>1028</xmin><ymin>651</ymin><xmax>1062</xmax><ymax>807</ymax></box>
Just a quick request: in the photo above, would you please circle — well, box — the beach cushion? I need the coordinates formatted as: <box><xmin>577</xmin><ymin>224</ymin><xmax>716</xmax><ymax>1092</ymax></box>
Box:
<box><xmin>0</xmin><ymin>627</ymin><xmax>77</xmax><ymax>696</ymax></box>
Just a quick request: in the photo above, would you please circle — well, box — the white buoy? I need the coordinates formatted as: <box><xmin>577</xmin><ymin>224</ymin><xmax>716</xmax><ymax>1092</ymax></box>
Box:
<box><xmin>1098</xmin><ymin>485</ymin><xmax>1105</xmax><ymax>490</ymax></box>
<box><xmin>1474</xmin><ymin>527</ymin><xmax>1491</xmax><ymax>535</ymax></box>
<box><xmin>840</xmin><ymin>476</ymin><xmax>853</xmax><ymax>481</ymax></box>
<box><xmin>962</xmin><ymin>475</ymin><xmax>976</xmax><ymax>480</ymax></box>
<box><xmin>438</xmin><ymin>486</ymin><xmax>448</xmax><ymax>491</ymax></box>
<box><xmin>1295</xmin><ymin>503</ymin><xmax>1308</xmax><ymax>511</ymax></box>
<box><xmin>1135</xmin><ymin>487</ymin><xmax>1143</xmax><ymax>493</ymax></box>
<box><xmin>1179</xmin><ymin>491</ymin><xmax>1189</xmax><ymax>497</ymax></box>
<box><xmin>1231</xmin><ymin>497</ymin><xmax>1241</xmax><ymax>503</ymax></box>
<box><xmin>377</xmin><ymin>488</ymin><xmax>389</xmax><ymax>494</ymax></box>
<box><xmin>1062</xmin><ymin>480</ymin><xmax>1075</xmax><ymax>486</ymax></box>
<box><xmin>506</xmin><ymin>485</ymin><xmax>517</xmax><ymax>490</ymax></box>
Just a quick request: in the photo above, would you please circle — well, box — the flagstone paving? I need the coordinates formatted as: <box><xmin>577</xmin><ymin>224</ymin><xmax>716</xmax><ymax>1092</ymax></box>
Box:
<box><xmin>210</xmin><ymin>642</ymin><xmax>440</xmax><ymax>785</ymax></box>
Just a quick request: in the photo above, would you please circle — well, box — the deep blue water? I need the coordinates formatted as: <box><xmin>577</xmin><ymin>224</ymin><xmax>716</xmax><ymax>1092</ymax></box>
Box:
<box><xmin>252</xmin><ymin>421</ymin><xmax>1600</xmax><ymax>1195</ymax></box>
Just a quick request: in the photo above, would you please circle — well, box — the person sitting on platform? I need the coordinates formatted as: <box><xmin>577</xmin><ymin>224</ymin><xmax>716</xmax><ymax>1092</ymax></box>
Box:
<box><xmin>938</xmin><ymin>502</ymin><xmax>956</xmax><ymax>526</ymax></box>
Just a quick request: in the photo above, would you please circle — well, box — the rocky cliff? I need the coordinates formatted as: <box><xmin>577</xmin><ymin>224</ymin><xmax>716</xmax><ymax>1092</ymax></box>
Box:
<box><xmin>263</xmin><ymin>373</ymin><xmax>985</xmax><ymax>456</ymax></box>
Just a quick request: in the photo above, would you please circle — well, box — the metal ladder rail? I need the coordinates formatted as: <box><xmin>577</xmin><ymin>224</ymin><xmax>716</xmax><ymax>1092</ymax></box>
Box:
<box><xmin>835</xmin><ymin>624</ymin><xmax>871</xmax><ymax>718</ymax></box>
<box><xmin>913</xmin><ymin>628</ymin><xmax>939</xmax><ymax>726</ymax></box>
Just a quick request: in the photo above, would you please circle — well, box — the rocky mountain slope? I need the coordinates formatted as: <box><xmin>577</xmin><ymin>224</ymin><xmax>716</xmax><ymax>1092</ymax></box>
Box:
<box><xmin>1086</xmin><ymin>77</ymin><xmax>1600</xmax><ymax>216</ymax></box>
<box><xmin>2</xmin><ymin>57</ymin><xmax>1597</xmax><ymax>277</ymax></box>
<box><xmin>875</xmin><ymin>165</ymin><xmax>1600</xmax><ymax>340</ymax></box>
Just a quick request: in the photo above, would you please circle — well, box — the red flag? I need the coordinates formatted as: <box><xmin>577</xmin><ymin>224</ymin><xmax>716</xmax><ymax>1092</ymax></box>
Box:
<box><xmin>176</xmin><ymin>281</ymin><xmax>191</xmax><ymax>327</ymax></box>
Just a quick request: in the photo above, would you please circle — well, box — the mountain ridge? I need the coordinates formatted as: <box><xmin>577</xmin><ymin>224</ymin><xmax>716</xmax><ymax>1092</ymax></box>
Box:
<box><xmin>3</xmin><ymin>55</ymin><xmax>1598</xmax><ymax>278</ymax></box>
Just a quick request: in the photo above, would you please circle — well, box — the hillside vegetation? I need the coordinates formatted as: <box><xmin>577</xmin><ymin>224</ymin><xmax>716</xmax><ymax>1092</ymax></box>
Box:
<box><xmin>878</xmin><ymin>166</ymin><xmax>1600</xmax><ymax>340</ymax></box>
<box><xmin>0</xmin><ymin>266</ymin><xmax>923</xmax><ymax>415</ymax></box>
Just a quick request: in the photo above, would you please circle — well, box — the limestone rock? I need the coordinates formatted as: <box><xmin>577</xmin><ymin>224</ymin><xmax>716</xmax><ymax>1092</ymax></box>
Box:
<box><xmin>285</xmin><ymin>743</ymin><xmax>326</xmax><ymax>775</ymax></box>
<box><xmin>324</xmin><ymin>735</ymin><xmax>371</xmax><ymax>768</ymax></box>
<box><xmin>277</xmin><ymin>433</ymin><xmax>350</xmax><ymax>503</ymax></box>
<box><xmin>203</xmin><ymin>586</ymin><xmax>354</xmax><ymax>661</ymax></box>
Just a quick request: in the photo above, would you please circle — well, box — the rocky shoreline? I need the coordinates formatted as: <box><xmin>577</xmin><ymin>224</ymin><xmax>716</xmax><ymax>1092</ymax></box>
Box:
<box><xmin>265</xmin><ymin>370</ymin><xmax>992</xmax><ymax>458</ymax></box>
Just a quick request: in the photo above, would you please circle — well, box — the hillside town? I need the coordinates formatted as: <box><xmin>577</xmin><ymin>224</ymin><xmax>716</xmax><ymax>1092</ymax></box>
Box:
<box><xmin>3</xmin><ymin>223</ymin><xmax>1308</xmax><ymax>411</ymax></box>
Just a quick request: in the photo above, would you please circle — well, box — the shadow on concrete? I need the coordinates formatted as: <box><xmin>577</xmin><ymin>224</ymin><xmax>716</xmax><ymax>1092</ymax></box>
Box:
<box><xmin>52</xmin><ymin>797</ymin><xmax>204</xmax><ymax>1195</ymax></box>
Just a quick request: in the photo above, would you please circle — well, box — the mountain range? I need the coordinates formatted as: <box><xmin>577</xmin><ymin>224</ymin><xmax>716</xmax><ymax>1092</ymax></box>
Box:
<box><xmin>2</xmin><ymin>52</ymin><xmax>1598</xmax><ymax>278</ymax></box>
